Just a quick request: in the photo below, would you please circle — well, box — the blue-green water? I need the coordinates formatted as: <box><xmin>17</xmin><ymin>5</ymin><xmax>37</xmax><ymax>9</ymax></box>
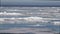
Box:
<box><xmin>0</xmin><ymin>24</ymin><xmax>60</xmax><ymax>33</ymax></box>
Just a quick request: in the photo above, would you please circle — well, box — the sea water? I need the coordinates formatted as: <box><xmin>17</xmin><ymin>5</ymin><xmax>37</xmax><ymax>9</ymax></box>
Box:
<box><xmin>0</xmin><ymin>7</ymin><xmax>60</xmax><ymax>34</ymax></box>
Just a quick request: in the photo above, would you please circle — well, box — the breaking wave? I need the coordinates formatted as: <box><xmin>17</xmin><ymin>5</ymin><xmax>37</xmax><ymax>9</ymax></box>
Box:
<box><xmin>0</xmin><ymin>17</ymin><xmax>60</xmax><ymax>25</ymax></box>
<box><xmin>0</xmin><ymin>12</ymin><xmax>24</xmax><ymax>15</ymax></box>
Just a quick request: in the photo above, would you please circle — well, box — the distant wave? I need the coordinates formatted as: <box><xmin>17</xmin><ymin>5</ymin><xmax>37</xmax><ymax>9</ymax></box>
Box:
<box><xmin>0</xmin><ymin>17</ymin><xmax>48</xmax><ymax>24</ymax></box>
<box><xmin>0</xmin><ymin>17</ymin><xmax>48</xmax><ymax>22</ymax></box>
<box><xmin>0</xmin><ymin>12</ymin><xmax>24</xmax><ymax>15</ymax></box>
<box><xmin>0</xmin><ymin>17</ymin><xmax>60</xmax><ymax>25</ymax></box>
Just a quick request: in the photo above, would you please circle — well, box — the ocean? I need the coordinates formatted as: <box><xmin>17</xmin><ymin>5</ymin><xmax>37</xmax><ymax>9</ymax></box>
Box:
<box><xmin>0</xmin><ymin>7</ymin><xmax>60</xmax><ymax>34</ymax></box>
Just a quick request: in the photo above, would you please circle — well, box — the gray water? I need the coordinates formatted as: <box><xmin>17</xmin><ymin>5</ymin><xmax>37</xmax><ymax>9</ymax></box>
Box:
<box><xmin>0</xmin><ymin>7</ymin><xmax>60</xmax><ymax>34</ymax></box>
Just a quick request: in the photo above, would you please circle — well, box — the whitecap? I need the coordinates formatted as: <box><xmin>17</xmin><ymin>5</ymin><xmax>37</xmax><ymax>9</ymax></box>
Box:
<box><xmin>0</xmin><ymin>12</ymin><xmax>24</xmax><ymax>15</ymax></box>
<box><xmin>53</xmin><ymin>21</ymin><xmax>60</xmax><ymax>25</ymax></box>
<box><xmin>0</xmin><ymin>19</ymin><xmax>4</xmax><ymax>21</ymax></box>
<box><xmin>23</xmin><ymin>17</ymin><xmax>43</xmax><ymax>21</ymax></box>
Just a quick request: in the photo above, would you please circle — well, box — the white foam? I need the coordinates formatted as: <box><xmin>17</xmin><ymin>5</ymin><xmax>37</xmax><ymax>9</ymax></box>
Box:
<box><xmin>6</xmin><ymin>13</ymin><xmax>23</xmax><ymax>15</ymax></box>
<box><xmin>0</xmin><ymin>17</ymin><xmax>52</xmax><ymax>24</ymax></box>
<box><xmin>0</xmin><ymin>19</ymin><xmax>4</xmax><ymax>21</ymax></box>
<box><xmin>0</xmin><ymin>17</ymin><xmax>49</xmax><ymax>24</ymax></box>
<box><xmin>23</xmin><ymin>17</ymin><xmax>43</xmax><ymax>21</ymax></box>
<box><xmin>0</xmin><ymin>12</ymin><xmax>3</xmax><ymax>15</ymax></box>
<box><xmin>39</xmin><ymin>10</ymin><xmax>43</xmax><ymax>11</ymax></box>
<box><xmin>0</xmin><ymin>12</ymin><xmax>24</xmax><ymax>15</ymax></box>
<box><xmin>11</xmin><ymin>17</ymin><xmax>15</xmax><ymax>19</ymax></box>
<box><xmin>53</xmin><ymin>22</ymin><xmax>60</xmax><ymax>25</ymax></box>
<box><xmin>0</xmin><ymin>19</ymin><xmax>5</xmax><ymax>24</ymax></box>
